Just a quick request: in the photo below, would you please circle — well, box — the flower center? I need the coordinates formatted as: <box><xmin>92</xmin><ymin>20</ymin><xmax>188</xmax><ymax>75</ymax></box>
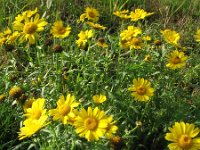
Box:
<box><xmin>132</xmin><ymin>38</ymin><xmax>140</xmax><ymax>45</ymax></box>
<box><xmin>24</xmin><ymin>22</ymin><xmax>37</xmax><ymax>34</ymax></box>
<box><xmin>60</xmin><ymin>105</ymin><xmax>71</xmax><ymax>116</ymax></box>
<box><xmin>57</xmin><ymin>26</ymin><xmax>66</xmax><ymax>34</ymax></box>
<box><xmin>33</xmin><ymin>111</ymin><xmax>41</xmax><ymax>120</ymax></box>
<box><xmin>136</xmin><ymin>13</ymin><xmax>142</xmax><ymax>19</ymax></box>
<box><xmin>84</xmin><ymin>117</ymin><xmax>98</xmax><ymax>130</ymax></box>
<box><xmin>172</xmin><ymin>56</ymin><xmax>181</xmax><ymax>64</ymax></box>
<box><xmin>88</xmin><ymin>11</ymin><xmax>96</xmax><ymax>18</ymax></box>
<box><xmin>178</xmin><ymin>134</ymin><xmax>192</xmax><ymax>149</ymax></box>
<box><xmin>169</xmin><ymin>36</ymin><xmax>176</xmax><ymax>42</ymax></box>
<box><xmin>98</xmin><ymin>38</ymin><xmax>105</xmax><ymax>44</ymax></box>
<box><xmin>136</xmin><ymin>86</ymin><xmax>146</xmax><ymax>95</ymax></box>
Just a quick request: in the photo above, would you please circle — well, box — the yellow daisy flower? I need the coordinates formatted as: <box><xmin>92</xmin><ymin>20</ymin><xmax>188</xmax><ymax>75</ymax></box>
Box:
<box><xmin>50</xmin><ymin>20</ymin><xmax>71</xmax><ymax>38</ymax></box>
<box><xmin>49</xmin><ymin>94</ymin><xmax>79</xmax><ymax>125</ymax></box>
<box><xmin>128</xmin><ymin>78</ymin><xmax>154</xmax><ymax>101</ymax></box>
<box><xmin>105</xmin><ymin>116</ymin><xmax>118</xmax><ymax>138</ymax></box>
<box><xmin>113</xmin><ymin>10</ymin><xmax>129</xmax><ymax>19</ymax></box>
<box><xmin>142</xmin><ymin>35</ymin><xmax>151</xmax><ymax>41</ymax></box>
<box><xmin>18</xmin><ymin>116</ymin><xmax>48</xmax><ymax>140</ymax></box>
<box><xmin>166</xmin><ymin>50</ymin><xmax>188</xmax><ymax>69</ymax></box>
<box><xmin>79</xmin><ymin>13</ymin><xmax>87</xmax><ymax>22</ymax></box>
<box><xmin>0</xmin><ymin>36</ymin><xmax>6</xmax><ymax>46</ymax></box>
<box><xmin>97</xmin><ymin>38</ymin><xmax>108</xmax><ymax>48</ymax></box>
<box><xmin>85</xmin><ymin>7</ymin><xmax>99</xmax><ymax>22</ymax></box>
<box><xmin>194</xmin><ymin>29</ymin><xmax>200</xmax><ymax>42</ymax></box>
<box><xmin>14</xmin><ymin>12</ymin><xmax>27</xmax><ymax>24</ymax></box>
<box><xmin>24</xmin><ymin>98</ymin><xmax>47</xmax><ymax>120</ymax></box>
<box><xmin>86</xmin><ymin>22</ymin><xmax>106</xmax><ymax>30</ymax></box>
<box><xmin>92</xmin><ymin>94</ymin><xmax>107</xmax><ymax>104</ymax></box>
<box><xmin>165</xmin><ymin>122</ymin><xmax>200</xmax><ymax>150</ymax></box>
<box><xmin>129</xmin><ymin>9</ymin><xmax>154</xmax><ymax>22</ymax></box>
<box><xmin>160</xmin><ymin>29</ymin><xmax>180</xmax><ymax>47</ymax></box>
<box><xmin>76</xmin><ymin>30</ymin><xmax>94</xmax><ymax>48</ymax></box>
<box><xmin>129</xmin><ymin>37</ymin><xmax>143</xmax><ymax>49</ymax></box>
<box><xmin>13</xmin><ymin>13</ymin><xmax>48</xmax><ymax>44</ymax></box>
<box><xmin>13</xmin><ymin>8</ymin><xmax>38</xmax><ymax>24</ymax></box>
<box><xmin>74</xmin><ymin>107</ymin><xmax>108</xmax><ymax>141</ymax></box>
<box><xmin>3</xmin><ymin>28</ymin><xmax>12</xmax><ymax>36</ymax></box>
<box><xmin>119</xmin><ymin>39</ymin><xmax>130</xmax><ymax>49</ymax></box>
<box><xmin>6</xmin><ymin>31</ymin><xmax>20</xmax><ymax>44</ymax></box>
<box><xmin>120</xmin><ymin>26</ymin><xmax>142</xmax><ymax>41</ymax></box>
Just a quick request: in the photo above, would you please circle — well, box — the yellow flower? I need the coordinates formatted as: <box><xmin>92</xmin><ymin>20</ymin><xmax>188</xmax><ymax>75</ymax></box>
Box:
<box><xmin>13</xmin><ymin>13</ymin><xmax>48</xmax><ymax>44</ymax></box>
<box><xmin>194</xmin><ymin>29</ymin><xmax>200</xmax><ymax>42</ymax></box>
<box><xmin>97</xmin><ymin>38</ymin><xmax>108</xmax><ymax>48</ymax></box>
<box><xmin>119</xmin><ymin>39</ymin><xmax>130</xmax><ymax>49</ymax></box>
<box><xmin>9</xmin><ymin>86</ymin><xmax>23</xmax><ymax>99</ymax></box>
<box><xmin>129</xmin><ymin>37</ymin><xmax>143</xmax><ymax>49</ymax></box>
<box><xmin>50</xmin><ymin>20</ymin><xmax>71</xmax><ymax>38</ymax></box>
<box><xmin>160</xmin><ymin>29</ymin><xmax>180</xmax><ymax>46</ymax></box>
<box><xmin>113</xmin><ymin>10</ymin><xmax>129</xmax><ymax>19</ymax></box>
<box><xmin>0</xmin><ymin>36</ymin><xmax>6</xmax><ymax>46</ymax></box>
<box><xmin>105</xmin><ymin>116</ymin><xmax>118</xmax><ymax>138</ymax></box>
<box><xmin>6</xmin><ymin>31</ymin><xmax>20</xmax><ymax>44</ymax></box>
<box><xmin>92</xmin><ymin>94</ymin><xmax>107</xmax><ymax>104</ymax></box>
<box><xmin>24</xmin><ymin>98</ymin><xmax>47</xmax><ymax>120</ymax></box>
<box><xmin>23</xmin><ymin>98</ymin><xmax>35</xmax><ymax>113</ymax></box>
<box><xmin>165</xmin><ymin>122</ymin><xmax>200</xmax><ymax>150</ymax></box>
<box><xmin>129</xmin><ymin>9</ymin><xmax>154</xmax><ymax>22</ymax></box>
<box><xmin>14</xmin><ymin>13</ymin><xmax>26</xmax><ymax>24</ymax></box>
<box><xmin>13</xmin><ymin>8</ymin><xmax>38</xmax><ymax>24</ymax></box>
<box><xmin>18</xmin><ymin>116</ymin><xmax>48</xmax><ymax>140</ymax></box>
<box><xmin>74</xmin><ymin>107</ymin><xmax>108</xmax><ymax>141</ymax></box>
<box><xmin>3</xmin><ymin>28</ymin><xmax>12</xmax><ymax>36</ymax></box>
<box><xmin>144</xmin><ymin>55</ymin><xmax>151</xmax><ymax>62</ymax></box>
<box><xmin>0</xmin><ymin>28</ymin><xmax>13</xmax><ymax>46</ymax></box>
<box><xmin>49</xmin><ymin>94</ymin><xmax>79</xmax><ymax>125</ymax></box>
<box><xmin>79</xmin><ymin>13</ymin><xmax>87</xmax><ymax>22</ymax></box>
<box><xmin>0</xmin><ymin>94</ymin><xmax>6</xmax><ymax>102</ymax></box>
<box><xmin>166</xmin><ymin>50</ymin><xmax>188</xmax><ymax>69</ymax></box>
<box><xmin>76</xmin><ymin>30</ymin><xmax>94</xmax><ymax>48</ymax></box>
<box><xmin>85</xmin><ymin>7</ymin><xmax>99</xmax><ymax>22</ymax></box>
<box><xmin>142</xmin><ymin>35</ymin><xmax>151</xmax><ymax>41</ymax></box>
<box><xmin>128</xmin><ymin>78</ymin><xmax>154</xmax><ymax>101</ymax></box>
<box><xmin>86</xmin><ymin>22</ymin><xmax>106</xmax><ymax>30</ymax></box>
<box><xmin>120</xmin><ymin>26</ymin><xmax>142</xmax><ymax>41</ymax></box>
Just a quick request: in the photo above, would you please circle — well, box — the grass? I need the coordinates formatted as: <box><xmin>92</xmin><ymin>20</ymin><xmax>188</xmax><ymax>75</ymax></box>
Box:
<box><xmin>0</xmin><ymin>0</ymin><xmax>200</xmax><ymax>149</ymax></box>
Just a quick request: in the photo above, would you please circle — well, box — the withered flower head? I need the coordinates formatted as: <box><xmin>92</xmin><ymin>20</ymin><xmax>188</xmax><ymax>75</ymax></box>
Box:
<box><xmin>53</xmin><ymin>44</ymin><xmax>63</xmax><ymax>53</ymax></box>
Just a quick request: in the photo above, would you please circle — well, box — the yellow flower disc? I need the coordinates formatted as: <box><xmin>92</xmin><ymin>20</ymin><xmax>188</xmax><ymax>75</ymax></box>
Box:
<box><xmin>178</xmin><ymin>134</ymin><xmax>192</xmax><ymax>149</ymax></box>
<box><xmin>24</xmin><ymin>23</ymin><xmax>37</xmax><ymax>34</ymax></box>
<box><xmin>85</xmin><ymin>117</ymin><xmax>98</xmax><ymax>130</ymax></box>
<box><xmin>60</xmin><ymin>105</ymin><xmax>71</xmax><ymax>116</ymax></box>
